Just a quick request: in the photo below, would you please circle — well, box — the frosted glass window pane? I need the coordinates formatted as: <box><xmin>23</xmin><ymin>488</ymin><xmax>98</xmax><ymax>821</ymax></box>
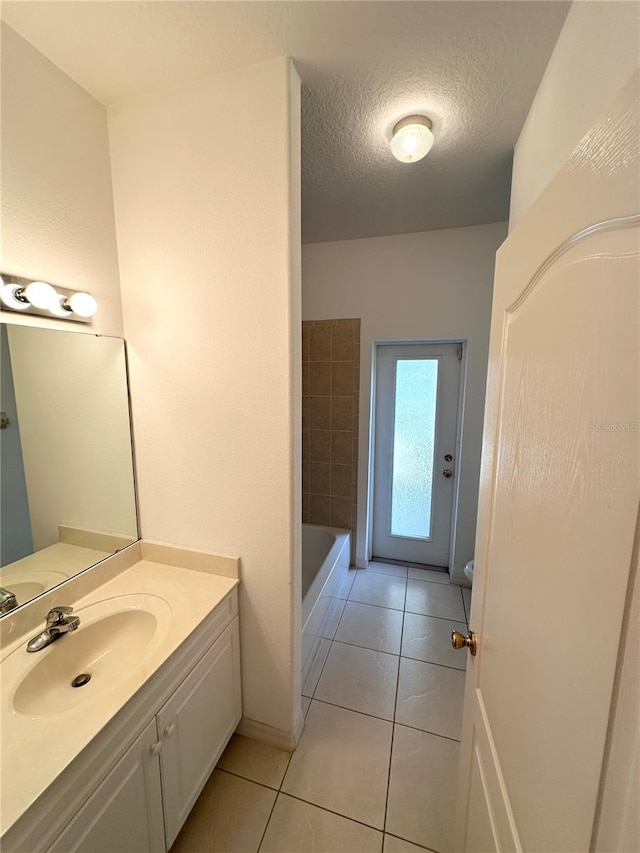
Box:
<box><xmin>391</xmin><ymin>359</ymin><xmax>438</xmax><ymax>538</ymax></box>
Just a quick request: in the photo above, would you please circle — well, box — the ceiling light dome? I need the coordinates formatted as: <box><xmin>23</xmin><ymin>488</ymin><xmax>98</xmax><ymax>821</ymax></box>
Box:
<box><xmin>390</xmin><ymin>115</ymin><xmax>434</xmax><ymax>163</ymax></box>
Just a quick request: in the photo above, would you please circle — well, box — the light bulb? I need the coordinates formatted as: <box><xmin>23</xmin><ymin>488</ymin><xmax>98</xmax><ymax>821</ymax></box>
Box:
<box><xmin>48</xmin><ymin>294</ymin><xmax>72</xmax><ymax>317</ymax></box>
<box><xmin>24</xmin><ymin>281</ymin><xmax>58</xmax><ymax>310</ymax></box>
<box><xmin>402</xmin><ymin>134</ymin><xmax>418</xmax><ymax>153</ymax></box>
<box><xmin>390</xmin><ymin>115</ymin><xmax>434</xmax><ymax>163</ymax></box>
<box><xmin>68</xmin><ymin>292</ymin><xmax>97</xmax><ymax>318</ymax></box>
<box><xmin>1</xmin><ymin>283</ymin><xmax>30</xmax><ymax>311</ymax></box>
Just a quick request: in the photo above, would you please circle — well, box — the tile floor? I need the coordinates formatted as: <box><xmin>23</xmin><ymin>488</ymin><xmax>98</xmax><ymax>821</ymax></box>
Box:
<box><xmin>171</xmin><ymin>562</ymin><xmax>472</xmax><ymax>853</ymax></box>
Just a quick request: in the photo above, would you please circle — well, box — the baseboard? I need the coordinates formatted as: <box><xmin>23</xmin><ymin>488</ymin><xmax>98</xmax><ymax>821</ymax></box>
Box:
<box><xmin>236</xmin><ymin>712</ymin><xmax>305</xmax><ymax>752</ymax></box>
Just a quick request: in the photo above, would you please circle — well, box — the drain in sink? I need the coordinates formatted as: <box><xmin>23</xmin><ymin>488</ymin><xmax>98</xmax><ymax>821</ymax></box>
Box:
<box><xmin>71</xmin><ymin>673</ymin><xmax>91</xmax><ymax>688</ymax></box>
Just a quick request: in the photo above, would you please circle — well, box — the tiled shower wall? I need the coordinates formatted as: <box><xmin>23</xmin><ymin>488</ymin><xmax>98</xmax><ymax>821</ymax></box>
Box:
<box><xmin>302</xmin><ymin>319</ymin><xmax>360</xmax><ymax>564</ymax></box>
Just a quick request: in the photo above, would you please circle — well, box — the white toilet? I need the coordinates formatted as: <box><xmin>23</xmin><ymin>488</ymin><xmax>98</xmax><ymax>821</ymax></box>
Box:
<box><xmin>464</xmin><ymin>560</ymin><xmax>474</xmax><ymax>584</ymax></box>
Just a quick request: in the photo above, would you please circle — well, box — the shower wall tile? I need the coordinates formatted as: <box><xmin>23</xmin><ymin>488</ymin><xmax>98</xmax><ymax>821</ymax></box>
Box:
<box><xmin>331</xmin><ymin>431</ymin><xmax>353</xmax><ymax>465</ymax></box>
<box><xmin>310</xmin><ymin>396</ymin><xmax>331</xmax><ymax>430</ymax></box>
<box><xmin>332</xmin><ymin>396</ymin><xmax>353</xmax><ymax>431</ymax></box>
<box><xmin>302</xmin><ymin>318</ymin><xmax>360</xmax><ymax>564</ymax></box>
<box><xmin>310</xmin><ymin>325</ymin><xmax>332</xmax><ymax>361</ymax></box>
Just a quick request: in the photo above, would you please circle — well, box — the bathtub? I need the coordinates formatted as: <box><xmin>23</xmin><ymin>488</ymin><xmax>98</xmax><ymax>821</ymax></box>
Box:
<box><xmin>302</xmin><ymin>524</ymin><xmax>351</xmax><ymax>693</ymax></box>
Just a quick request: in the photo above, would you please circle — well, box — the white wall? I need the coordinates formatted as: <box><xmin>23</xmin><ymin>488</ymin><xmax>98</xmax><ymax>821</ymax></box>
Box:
<box><xmin>302</xmin><ymin>222</ymin><xmax>507</xmax><ymax>582</ymax></box>
<box><xmin>7</xmin><ymin>326</ymin><xmax>137</xmax><ymax>551</ymax></box>
<box><xmin>0</xmin><ymin>23</ymin><xmax>123</xmax><ymax>337</ymax></box>
<box><xmin>109</xmin><ymin>58</ymin><xmax>302</xmax><ymax>741</ymax></box>
<box><xmin>509</xmin><ymin>1</ymin><xmax>640</xmax><ymax>229</ymax></box>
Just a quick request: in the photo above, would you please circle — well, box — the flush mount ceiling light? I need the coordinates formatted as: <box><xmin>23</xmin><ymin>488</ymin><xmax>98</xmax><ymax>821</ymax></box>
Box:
<box><xmin>0</xmin><ymin>274</ymin><xmax>98</xmax><ymax>322</ymax></box>
<box><xmin>390</xmin><ymin>115</ymin><xmax>434</xmax><ymax>163</ymax></box>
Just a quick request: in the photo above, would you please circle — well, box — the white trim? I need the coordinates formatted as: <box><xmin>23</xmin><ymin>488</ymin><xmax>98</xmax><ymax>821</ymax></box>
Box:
<box><xmin>236</xmin><ymin>713</ymin><xmax>304</xmax><ymax>752</ymax></box>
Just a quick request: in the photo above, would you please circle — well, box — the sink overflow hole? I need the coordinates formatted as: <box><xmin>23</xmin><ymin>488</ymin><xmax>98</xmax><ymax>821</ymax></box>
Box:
<box><xmin>71</xmin><ymin>673</ymin><xmax>91</xmax><ymax>688</ymax></box>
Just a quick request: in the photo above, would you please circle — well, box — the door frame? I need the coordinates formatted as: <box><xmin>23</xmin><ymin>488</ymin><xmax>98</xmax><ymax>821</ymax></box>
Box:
<box><xmin>366</xmin><ymin>337</ymin><xmax>468</xmax><ymax>569</ymax></box>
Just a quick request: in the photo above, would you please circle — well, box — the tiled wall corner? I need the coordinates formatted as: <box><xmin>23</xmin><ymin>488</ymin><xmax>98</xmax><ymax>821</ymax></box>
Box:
<box><xmin>302</xmin><ymin>318</ymin><xmax>360</xmax><ymax>565</ymax></box>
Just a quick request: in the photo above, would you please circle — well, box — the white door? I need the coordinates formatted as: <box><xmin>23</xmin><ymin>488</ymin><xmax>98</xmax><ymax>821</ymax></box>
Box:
<box><xmin>455</xmin><ymin>78</ymin><xmax>640</xmax><ymax>853</ymax></box>
<box><xmin>373</xmin><ymin>342</ymin><xmax>461</xmax><ymax>566</ymax></box>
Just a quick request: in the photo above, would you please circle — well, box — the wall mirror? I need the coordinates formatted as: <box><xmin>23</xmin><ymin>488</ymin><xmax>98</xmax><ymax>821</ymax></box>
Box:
<box><xmin>0</xmin><ymin>322</ymin><xmax>138</xmax><ymax>613</ymax></box>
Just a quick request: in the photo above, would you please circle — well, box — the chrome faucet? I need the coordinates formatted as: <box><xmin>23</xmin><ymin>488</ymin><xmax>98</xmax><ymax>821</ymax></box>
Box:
<box><xmin>27</xmin><ymin>606</ymin><xmax>80</xmax><ymax>653</ymax></box>
<box><xmin>0</xmin><ymin>587</ymin><xmax>18</xmax><ymax>614</ymax></box>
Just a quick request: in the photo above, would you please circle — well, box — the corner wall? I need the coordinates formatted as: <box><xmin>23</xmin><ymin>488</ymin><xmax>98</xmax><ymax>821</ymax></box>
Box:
<box><xmin>109</xmin><ymin>57</ymin><xmax>302</xmax><ymax>741</ymax></box>
<box><xmin>302</xmin><ymin>222</ymin><xmax>506</xmax><ymax>583</ymax></box>
<box><xmin>0</xmin><ymin>23</ymin><xmax>123</xmax><ymax>337</ymax></box>
<box><xmin>509</xmin><ymin>1</ymin><xmax>640</xmax><ymax>229</ymax></box>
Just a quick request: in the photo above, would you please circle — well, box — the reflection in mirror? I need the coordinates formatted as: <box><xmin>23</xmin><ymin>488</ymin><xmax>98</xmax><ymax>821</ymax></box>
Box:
<box><xmin>0</xmin><ymin>323</ymin><xmax>138</xmax><ymax>612</ymax></box>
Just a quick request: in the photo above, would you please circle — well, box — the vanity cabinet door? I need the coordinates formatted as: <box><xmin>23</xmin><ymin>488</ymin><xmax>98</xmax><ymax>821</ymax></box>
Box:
<box><xmin>46</xmin><ymin>718</ymin><xmax>165</xmax><ymax>853</ymax></box>
<box><xmin>158</xmin><ymin>617</ymin><xmax>241</xmax><ymax>848</ymax></box>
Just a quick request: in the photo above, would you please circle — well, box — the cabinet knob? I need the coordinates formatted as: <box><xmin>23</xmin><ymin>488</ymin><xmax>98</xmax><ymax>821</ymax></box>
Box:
<box><xmin>164</xmin><ymin>723</ymin><xmax>177</xmax><ymax>739</ymax></box>
<box><xmin>150</xmin><ymin>741</ymin><xmax>162</xmax><ymax>756</ymax></box>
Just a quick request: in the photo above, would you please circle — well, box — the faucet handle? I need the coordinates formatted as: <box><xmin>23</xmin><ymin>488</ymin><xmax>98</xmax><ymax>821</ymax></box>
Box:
<box><xmin>46</xmin><ymin>605</ymin><xmax>73</xmax><ymax>625</ymax></box>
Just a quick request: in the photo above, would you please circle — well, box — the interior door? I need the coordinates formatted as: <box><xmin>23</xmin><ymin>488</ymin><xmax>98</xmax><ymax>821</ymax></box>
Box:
<box><xmin>455</xmin><ymin>77</ymin><xmax>640</xmax><ymax>852</ymax></box>
<box><xmin>372</xmin><ymin>342</ymin><xmax>461</xmax><ymax>566</ymax></box>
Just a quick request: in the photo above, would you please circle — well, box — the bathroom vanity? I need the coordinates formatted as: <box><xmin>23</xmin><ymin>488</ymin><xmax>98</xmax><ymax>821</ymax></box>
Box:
<box><xmin>1</xmin><ymin>321</ymin><xmax>242</xmax><ymax>850</ymax></box>
<box><xmin>0</xmin><ymin>543</ymin><xmax>242</xmax><ymax>853</ymax></box>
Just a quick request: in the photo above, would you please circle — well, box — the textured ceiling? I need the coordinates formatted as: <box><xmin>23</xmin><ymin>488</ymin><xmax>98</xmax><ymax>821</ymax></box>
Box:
<box><xmin>1</xmin><ymin>1</ymin><xmax>569</xmax><ymax>243</ymax></box>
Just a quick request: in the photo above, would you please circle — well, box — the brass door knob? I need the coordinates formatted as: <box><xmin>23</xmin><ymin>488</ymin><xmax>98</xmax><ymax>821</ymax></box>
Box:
<box><xmin>451</xmin><ymin>630</ymin><xmax>477</xmax><ymax>656</ymax></box>
<box><xmin>443</xmin><ymin>469</ymin><xmax>453</xmax><ymax>478</ymax></box>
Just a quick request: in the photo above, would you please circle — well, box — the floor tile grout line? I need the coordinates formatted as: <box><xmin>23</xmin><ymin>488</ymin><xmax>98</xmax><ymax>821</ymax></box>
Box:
<box><xmin>382</xmin><ymin>574</ymin><xmax>408</xmax><ymax>833</ymax></box>
<box><xmin>392</xmin><ymin>719</ymin><xmax>461</xmax><ymax>744</ymax></box>
<box><xmin>279</xmin><ymin>750</ymin><xmax>295</xmax><ymax>792</ymax></box>
<box><xmin>255</xmin><ymin>788</ymin><xmax>280</xmax><ymax>853</ymax></box>
<box><xmin>326</xmin><ymin>636</ymin><xmax>402</xmax><ymax>656</ymax></box>
<box><xmin>309</xmin><ymin>637</ymin><xmax>334</xmax><ymax>702</ymax></box>
<box><xmin>346</xmin><ymin>594</ymin><xmax>465</xmax><ymax>622</ymax></box>
<box><xmin>328</xmin><ymin>598</ymin><xmax>347</xmax><ymax>640</ymax></box>
<box><xmin>216</xmin><ymin>766</ymin><xmax>280</xmax><ymax>793</ymax></box>
<box><xmin>459</xmin><ymin>586</ymin><xmax>466</xmax><ymax>625</ymax></box>
<box><xmin>274</xmin><ymin>790</ymin><xmax>387</xmax><ymax>835</ymax></box>
<box><xmin>306</xmin><ymin>694</ymin><xmax>463</xmax><ymax>744</ymax></box>
<box><xmin>341</xmin><ymin>597</ymin><xmax>405</xmax><ymax>612</ymax></box>
<box><xmin>218</xmin><ymin>726</ymin><xmax>459</xmax><ymax>844</ymax></box>
<box><xmin>404</xmin><ymin>606</ymin><xmax>467</xmax><ymax>622</ymax></box>
<box><xmin>399</xmin><ymin>652</ymin><xmax>466</xmax><ymax>673</ymax></box>
<box><xmin>330</xmin><ymin>637</ymin><xmax>401</xmax><ymax>658</ymax></box>
<box><xmin>315</xmin><ymin>633</ymin><xmax>466</xmax><ymax>672</ymax></box>
<box><xmin>366</xmin><ymin>566</ymin><xmax>408</xmax><ymax>577</ymax></box>
<box><xmin>385</xmin><ymin>831</ymin><xmax>442</xmax><ymax>853</ymax></box>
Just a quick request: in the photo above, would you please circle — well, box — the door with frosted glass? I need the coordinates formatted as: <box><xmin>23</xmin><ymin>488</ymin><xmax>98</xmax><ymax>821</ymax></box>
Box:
<box><xmin>372</xmin><ymin>343</ymin><xmax>461</xmax><ymax>566</ymax></box>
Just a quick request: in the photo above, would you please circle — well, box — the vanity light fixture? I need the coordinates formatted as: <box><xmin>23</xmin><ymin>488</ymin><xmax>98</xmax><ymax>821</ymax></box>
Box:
<box><xmin>0</xmin><ymin>275</ymin><xmax>98</xmax><ymax>323</ymax></box>
<box><xmin>390</xmin><ymin>115</ymin><xmax>434</xmax><ymax>163</ymax></box>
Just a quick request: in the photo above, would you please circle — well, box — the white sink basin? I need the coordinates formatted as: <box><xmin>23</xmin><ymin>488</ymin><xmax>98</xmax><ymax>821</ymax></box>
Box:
<box><xmin>0</xmin><ymin>570</ymin><xmax>69</xmax><ymax>605</ymax></box>
<box><xmin>4</xmin><ymin>594</ymin><xmax>171</xmax><ymax>718</ymax></box>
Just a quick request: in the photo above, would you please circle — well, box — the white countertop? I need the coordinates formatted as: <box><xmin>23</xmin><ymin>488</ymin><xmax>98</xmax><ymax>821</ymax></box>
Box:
<box><xmin>0</xmin><ymin>542</ymin><xmax>111</xmax><ymax>603</ymax></box>
<box><xmin>0</xmin><ymin>559</ymin><xmax>238</xmax><ymax>836</ymax></box>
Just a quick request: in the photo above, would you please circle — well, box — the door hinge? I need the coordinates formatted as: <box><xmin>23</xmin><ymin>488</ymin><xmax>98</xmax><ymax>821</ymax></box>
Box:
<box><xmin>457</xmin><ymin>346</ymin><xmax>463</xmax><ymax>361</ymax></box>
